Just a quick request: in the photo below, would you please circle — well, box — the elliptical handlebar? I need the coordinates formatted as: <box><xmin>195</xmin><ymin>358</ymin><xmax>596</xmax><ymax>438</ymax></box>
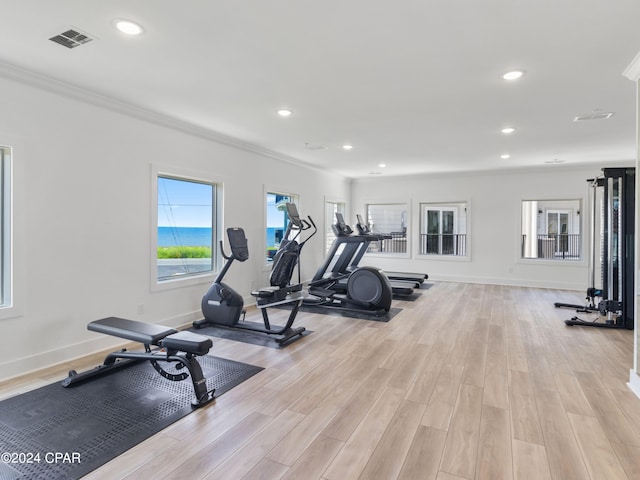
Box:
<box><xmin>299</xmin><ymin>215</ymin><xmax>317</xmax><ymax>247</ymax></box>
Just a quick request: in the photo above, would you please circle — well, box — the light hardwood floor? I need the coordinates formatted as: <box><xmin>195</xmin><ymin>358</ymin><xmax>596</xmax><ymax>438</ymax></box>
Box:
<box><xmin>3</xmin><ymin>282</ymin><xmax>640</xmax><ymax>479</ymax></box>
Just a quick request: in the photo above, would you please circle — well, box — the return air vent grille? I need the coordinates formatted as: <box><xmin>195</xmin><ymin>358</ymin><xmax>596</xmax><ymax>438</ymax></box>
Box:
<box><xmin>573</xmin><ymin>112</ymin><xmax>614</xmax><ymax>122</ymax></box>
<box><xmin>49</xmin><ymin>29</ymin><xmax>94</xmax><ymax>49</ymax></box>
<box><xmin>305</xmin><ymin>143</ymin><xmax>328</xmax><ymax>151</ymax></box>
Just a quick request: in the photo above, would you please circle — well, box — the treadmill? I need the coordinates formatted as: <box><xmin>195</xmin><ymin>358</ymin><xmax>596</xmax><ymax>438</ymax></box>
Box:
<box><xmin>354</xmin><ymin>214</ymin><xmax>428</xmax><ymax>285</ymax></box>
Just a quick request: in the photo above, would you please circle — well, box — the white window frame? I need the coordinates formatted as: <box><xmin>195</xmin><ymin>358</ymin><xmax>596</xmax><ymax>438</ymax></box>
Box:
<box><xmin>364</xmin><ymin>202</ymin><xmax>411</xmax><ymax>258</ymax></box>
<box><xmin>520</xmin><ymin>198</ymin><xmax>583</xmax><ymax>263</ymax></box>
<box><xmin>0</xmin><ymin>137</ymin><xmax>23</xmax><ymax>320</ymax></box>
<box><xmin>0</xmin><ymin>146</ymin><xmax>11</xmax><ymax>309</ymax></box>
<box><xmin>151</xmin><ymin>164</ymin><xmax>223</xmax><ymax>292</ymax></box>
<box><xmin>419</xmin><ymin>202</ymin><xmax>468</xmax><ymax>257</ymax></box>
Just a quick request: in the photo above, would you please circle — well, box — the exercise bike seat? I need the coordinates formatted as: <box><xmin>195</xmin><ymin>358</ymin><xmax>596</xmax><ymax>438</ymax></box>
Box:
<box><xmin>251</xmin><ymin>286</ymin><xmax>280</xmax><ymax>298</ymax></box>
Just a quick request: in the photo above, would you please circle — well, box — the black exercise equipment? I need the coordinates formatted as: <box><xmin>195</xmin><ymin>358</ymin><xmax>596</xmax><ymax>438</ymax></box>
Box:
<box><xmin>62</xmin><ymin>317</ymin><xmax>215</xmax><ymax>408</ymax></box>
<box><xmin>194</xmin><ymin>203</ymin><xmax>314</xmax><ymax>344</ymax></box>
<box><xmin>305</xmin><ymin>213</ymin><xmax>394</xmax><ymax>316</ymax></box>
<box><xmin>564</xmin><ymin>167</ymin><xmax>635</xmax><ymax>329</ymax></box>
<box><xmin>554</xmin><ymin>286</ymin><xmax>601</xmax><ymax>313</ymax></box>
<box><xmin>353</xmin><ymin>213</ymin><xmax>428</xmax><ymax>285</ymax></box>
<box><xmin>330</xmin><ymin>213</ymin><xmax>417</xmax><ymax>294</ymax></box>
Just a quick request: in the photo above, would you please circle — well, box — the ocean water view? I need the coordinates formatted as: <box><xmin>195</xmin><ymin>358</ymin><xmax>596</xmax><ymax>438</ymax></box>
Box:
<box><xmin>158</xmin><ymin>227</ymin><xmax>282</xmax><ymax>248</ymax></box>
<box><xmin>158</xmin><ymin>227</ymin><xmax>212</xmax><ymax>247</ymax></box>
<box><xmin>156</xmin><ymin>226</ymin><xmax>283</xmax><ymax>278</ymax></box>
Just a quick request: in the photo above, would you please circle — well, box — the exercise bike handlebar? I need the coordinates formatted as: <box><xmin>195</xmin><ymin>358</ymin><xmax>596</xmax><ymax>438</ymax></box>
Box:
<box><xmin>220</xmin><ymin>239</ymin><xmax>232</xmax><ymax>261</ymax></box>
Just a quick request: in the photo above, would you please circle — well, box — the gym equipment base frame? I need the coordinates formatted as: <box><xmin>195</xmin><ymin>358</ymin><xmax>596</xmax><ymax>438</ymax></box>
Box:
<box><xmin>62</xmin><ymin>317</ymin><xmax>215</xmax><ymax>408</ymax></box>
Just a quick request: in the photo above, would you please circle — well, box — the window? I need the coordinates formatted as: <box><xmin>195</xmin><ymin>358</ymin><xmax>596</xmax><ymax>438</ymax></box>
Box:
<box><xmin>156</xmin><ymin>175</ymin><xmax>216</xmax><ymax>281</ymax></box>
<box><xmin>0</xmin><ymin>146</ymin><xmax>11</xmax><ymax>307</ymax></box>
<box><xmin>419</xmin><ymin>202</ymin><xmax>467</xmax><ymax>256</ymax></box>
<box><xmin>365</xmin><ymin>203</ymin><xmax>408</xmax><ymax>254</ymax></box>
<box><xmin>266</xmin><ymin>191</ymin><xmax>299</xmax><ymax>262</ymax></box>
<box><xmin>325</xmin><ymin>200</ymin><xmax>345</xmax><ymax>253</ymax></box>
<box><xmin>521</xmin><ymin>199</ymin><xmax>580</xmax><ymax>260</ymax></box>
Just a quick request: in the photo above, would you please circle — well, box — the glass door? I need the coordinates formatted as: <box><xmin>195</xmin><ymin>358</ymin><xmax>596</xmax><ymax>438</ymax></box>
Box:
<box><xmin>547</xmin><ymin>210</ymin><xmax>570</xmax><ymax>256</ymax></box>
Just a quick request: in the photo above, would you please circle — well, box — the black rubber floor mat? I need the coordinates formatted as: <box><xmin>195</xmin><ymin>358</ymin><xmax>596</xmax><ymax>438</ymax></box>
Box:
<box><xmin>0</xmin><ymin>355</ymin><xmax>262</xmax><ymax>479</ymax></box>
<box><xmin>286</xmin><ymin>304</ymin><xmax>403</xmax><ymax>322</ymax></box>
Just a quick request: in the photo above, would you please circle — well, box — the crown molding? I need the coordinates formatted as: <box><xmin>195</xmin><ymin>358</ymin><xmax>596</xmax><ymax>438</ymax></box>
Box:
<box><xmin>352</xmin><ymin>159</ymin><xmax>634</xmax><ymax>182</ymax></box>
<box><xmin>623</xmin><ymin>51</ymin><xmax>640</xmax><ymax>81</ymax></box>
<box><xmin>0</xmin><ymin>60</ymin><xmax>341</xmax><ymax>178</ymax></box>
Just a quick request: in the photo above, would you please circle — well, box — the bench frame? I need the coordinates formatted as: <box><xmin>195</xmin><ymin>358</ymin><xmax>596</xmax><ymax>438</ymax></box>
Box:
<box><xmin>62</xmin><ymin>317</ymin><xmax>215</xmax><ymax>408</ymax></box>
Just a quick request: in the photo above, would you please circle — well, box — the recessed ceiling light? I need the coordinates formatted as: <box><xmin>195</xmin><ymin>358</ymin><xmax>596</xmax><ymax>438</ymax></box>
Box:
<box><xmin>500</xmin><ymin>154</ymin><xmax>511</xmax><ymax>159</ymax></box>
<box><xmin>113</xmin><ymin>19</ymin><xmax>144</xmax><ymax>35</ymax></box>
<box><xmin>501</xmin><ymin>127</ymin><xmax>516</xmax><ymax>134</ymax></box>
<box><xmin>501</xmin><ymin>70</ymin><xmax>525</xmax><ymax>81</ymax></box>
<box><xmin>342</xmin><ymin>144</ymin><xmax>353</xmax><ymax>151</ymax></box>
<box><xmin>277</xmin><ymin>109</ymin><xmax>292</xmax><ymax>117</ymax></box>
<box><xmin>378</xmin><ymin>163</ymin><xmax>387</xmax><ymax>168</ymax></box>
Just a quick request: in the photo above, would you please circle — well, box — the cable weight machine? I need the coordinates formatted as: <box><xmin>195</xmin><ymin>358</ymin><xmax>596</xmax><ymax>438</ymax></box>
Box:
<box><xmin>563</xmin><ymin>167</ymin><xmax>635</xmax><ymax>329</ymax></box>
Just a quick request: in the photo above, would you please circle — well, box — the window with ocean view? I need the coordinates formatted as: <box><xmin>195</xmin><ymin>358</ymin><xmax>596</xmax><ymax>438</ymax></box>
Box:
<box><xmin>0</xmin><ymin>146</ymin><xmax>11</xmax><ymax>307</ymax></box>
<box><xmin>266</xmin><ymin>191</ymin><xmax>299</xmax><ymax>263</ymax></box>
<box><xmin>157</xmin><ymin>176</ymin><xmax>215</xmax><ymax>281</ymax></box>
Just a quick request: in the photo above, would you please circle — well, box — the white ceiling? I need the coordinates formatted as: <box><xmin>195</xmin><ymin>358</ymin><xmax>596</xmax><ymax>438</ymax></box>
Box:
<box><xmin>1</xmin><ymin>0</ymin><xmax>640</xmax><ymax>178</ymax></box>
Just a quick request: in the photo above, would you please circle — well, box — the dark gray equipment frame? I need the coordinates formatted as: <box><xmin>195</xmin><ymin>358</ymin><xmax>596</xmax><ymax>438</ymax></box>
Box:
<box><xmin>565</xmin><ymin>167</ymin><xmax>635</xmax><ymax>329</ymax></box>
<box><xmin>62</xmin><ymin>317</ymin><xmax>215</xmax><ymax>407</ymax></box>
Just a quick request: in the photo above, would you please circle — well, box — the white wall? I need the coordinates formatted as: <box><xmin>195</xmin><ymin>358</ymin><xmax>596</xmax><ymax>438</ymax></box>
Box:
<box><xmin>0</xmin><ymin>73</ymin><xmax>349</xmax><ymax>381</ymax></box>
<box><xmin>623</xmin><ymin>52</ymin><xmax>640</xmax><ymax>395</ymax></box>
<box><xmin>0</xmin><ymin>66</ymin><xmax>633</xmax><ymax>382</ymax></box>
<box><xmin>350</xmin><ymin>166</ymin><xmax>632</xmax><ymax>289</ymax></box>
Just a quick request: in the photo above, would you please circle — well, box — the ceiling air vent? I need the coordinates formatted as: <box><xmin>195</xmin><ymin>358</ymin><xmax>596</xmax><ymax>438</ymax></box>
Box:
<box><xmin>304</xmin><ymin>143</ymin><xmax>328</xmax><ymax>151</ymax></box>
<box><xmin>49</xmin><ymin>29</ymin><xmax>94</xmax><ymax>49</ymax></box>
<box><xmin>573</xmin><ymin>111</ymin><xmax>614</xmax><ymax>122</ymax></box>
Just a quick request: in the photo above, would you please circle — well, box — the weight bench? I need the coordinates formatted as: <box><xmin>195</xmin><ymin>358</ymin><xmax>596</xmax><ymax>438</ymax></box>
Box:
<box><xmin>62</xmin><ymin>317</ymin><xmax>215</xmax><ymax>408</ymax></box>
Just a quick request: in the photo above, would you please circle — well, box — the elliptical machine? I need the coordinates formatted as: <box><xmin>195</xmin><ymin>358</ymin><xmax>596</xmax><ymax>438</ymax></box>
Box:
<box><xmin>193</xmin><ymin>204</ymin><xmax>316</xmax><ymax>344</ymax></box>
<box><xmin>305</xmin><ymin>212</ymin><xmax>393</xmax><ymax>316</ymax></box>
<box><xmin>354</xmin><ymin>214</ymin><xmax>428</xmax><ymax>285</ymax></box>
<box><xmin>332</xmin><ymin>213</ymin><xmax>419</xmax><ymax>294</ymax></box>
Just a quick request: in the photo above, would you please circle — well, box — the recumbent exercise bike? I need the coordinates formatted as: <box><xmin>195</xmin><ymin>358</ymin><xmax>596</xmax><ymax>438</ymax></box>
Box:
<box><xmin>193</xmin><ymin>203</ymin><xmax>316</xmax><ymax>344</ymax></box>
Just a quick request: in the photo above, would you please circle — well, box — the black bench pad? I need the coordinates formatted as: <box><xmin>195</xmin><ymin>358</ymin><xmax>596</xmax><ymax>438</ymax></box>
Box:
<box><xmin>161</xmin><ymin>331</ymin><xmax>212</xmax><ymax>356</ymax></box>
<box><xmin>88</xmin><ymin>317</ymin><xmax>177</xmax><ymax>345</ymax></box>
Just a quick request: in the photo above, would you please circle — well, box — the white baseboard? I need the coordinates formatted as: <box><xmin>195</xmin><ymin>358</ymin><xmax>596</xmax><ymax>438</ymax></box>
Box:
<box><xmin>0</xmin><ymin>310</ymin><xmax>202</xmax><ymax>383</ymax></box>
<box><xmin>427</xmin><ymin>274</ymin><xmax>583</xmax><ymax>291</ymax></box>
